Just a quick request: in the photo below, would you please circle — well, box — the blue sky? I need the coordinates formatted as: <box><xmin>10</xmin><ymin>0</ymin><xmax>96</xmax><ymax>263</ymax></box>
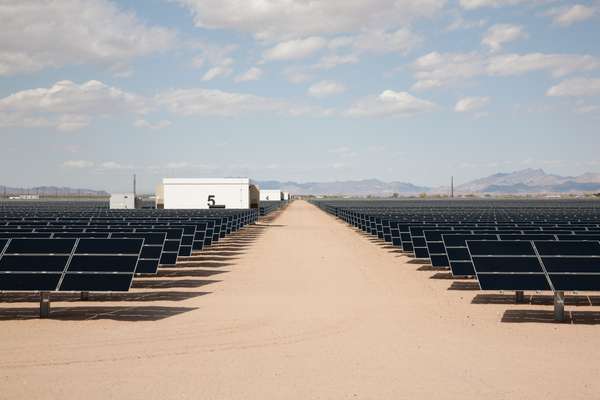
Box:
<box><xmin>1</xmin><ymin>0</ymin><xmax>599</xmax><ymax>192</ymax></box>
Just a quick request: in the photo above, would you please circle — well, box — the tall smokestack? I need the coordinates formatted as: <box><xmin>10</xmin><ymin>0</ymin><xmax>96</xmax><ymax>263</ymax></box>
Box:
<box><xmin>133</xmin><ymin>174</ymin><xmax>137</xmax><ymax>197</ymax></box>
<box><xmin>451</xmin><ymin>176</ymin><xmax>454</xmax><ymax>199</ymax></box>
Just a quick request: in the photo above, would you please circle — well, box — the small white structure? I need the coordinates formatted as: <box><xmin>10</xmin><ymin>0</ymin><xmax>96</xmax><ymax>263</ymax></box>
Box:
<box><xmin>163</xmin><ymin>178</ymin><xmax>253</xmax><ymax>209</ymax></box>
<box><xmin>260</xmin><ymin>189</ymin><xmax>282</xmax><ymax>201</ymax></box>
<box><xmin>282</xmin><ymin>192</ymin><xmax>290</xmax><ymax>201</ymax></box>
<box><xmin>110</xmin><ymin>193</ymin><xmax>136</xmax><ymax>209</ymax></box>
<box><xmin>9</xmin><ymin>194</ymin><xmax>40</xmax><ymax>200</ymax></box>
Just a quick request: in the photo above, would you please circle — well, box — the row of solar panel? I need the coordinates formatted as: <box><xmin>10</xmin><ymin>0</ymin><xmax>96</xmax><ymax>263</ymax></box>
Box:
<box><xmin>319</xmin><ymin>204</ymin><xmax>600</xmax><ymax>288</ymax></box>
<box><xmin>0</xmin><ymin>211</ymin><xmax>258</xmax><ymax>231</ymax></box>
<box><xmin>0</xmin><ymin>208</ymin><xmax>259</xmax><ymax>295</ymax></box>
<box><xmin>468</xmin><ymin>240</ymin><xmax>600</xmax><ymax>292</ymax></box>
<box><xmin>0</xmin><ymin>238</ymin><xmax>143</xmax><ymax>291</ymax></box>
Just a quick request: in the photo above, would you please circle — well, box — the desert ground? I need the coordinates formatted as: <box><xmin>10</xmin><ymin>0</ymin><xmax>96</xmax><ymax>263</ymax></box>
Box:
<box><xmin>1</xmin><ymin>200</ymin><xmax>600</xmax><ymax>399</ymax></box>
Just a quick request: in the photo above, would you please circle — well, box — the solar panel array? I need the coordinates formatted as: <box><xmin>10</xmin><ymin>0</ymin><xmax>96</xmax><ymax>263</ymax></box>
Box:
<box><xmin>314</xmin><ymin>199</ymin><xmax>600</xmax><ymax>321</ymax></box>
<box><xmin>0</xmin><ymin>201</ymin><xmax>267</xmax><ymax>317</ymax></box>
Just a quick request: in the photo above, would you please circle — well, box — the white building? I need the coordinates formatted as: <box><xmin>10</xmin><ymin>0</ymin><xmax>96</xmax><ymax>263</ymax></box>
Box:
<box><xmin>260</xmin><ymin>189</ymin><xmax>282</xmax><ymax>201</ymax></box>
<box><xmin>110</xmin><ymin>193</ymin><xmax>137</xmax><ymax>209</ymax></box>
<box><xmin>282</xmin><ymin>192</ymin><xmax>290</xmax><ymax>201</ymax></box>
<box><xmin>162</xmin><ymin>178</ymin><xmax>257</xmax><ymax>209</ymax></box>
<box><xmin>8</xmin><ymin>194</ymin><xmax>40</xmax><ymax>200</ymax></box>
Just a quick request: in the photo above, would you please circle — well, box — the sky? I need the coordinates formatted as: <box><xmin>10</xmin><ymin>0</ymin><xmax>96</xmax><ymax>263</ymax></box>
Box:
<box><xmin>1</xmin><ymin>0</ymin><xmax>599</xmax><ymax>192</ymax></box>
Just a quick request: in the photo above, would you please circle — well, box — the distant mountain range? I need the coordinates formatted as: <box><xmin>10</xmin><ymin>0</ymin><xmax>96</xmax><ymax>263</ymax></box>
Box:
<box><xmin>0</xmin><ymin>186</ymin><xmax>109</xmax><ymax>197</ymax></box>
<box><xmin>256</xmin><ymin>179</ymin><xmax>429</xmax><ymax>197</ymax></box>
<box><xmin>257</xmin><ymin>169</ymin><xmax>600</xmax><ymax>196</ymax></box>
<box><xmin>454</xmin><ymin>169</ymin><xmax>600</xmax><ymax>194</ymax></box>
<box><xmin>3</xmin><ymin>169</ymin><xmax>600</xmax><ymax>198</ymax></box>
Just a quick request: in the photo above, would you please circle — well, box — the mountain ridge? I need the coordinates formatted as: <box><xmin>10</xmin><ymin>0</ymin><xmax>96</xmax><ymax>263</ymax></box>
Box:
<box><xmin>257</xmin><ymin>169</ymin><xmax>600</xmax><ymax>196</ymax></box>
<box><xmin>0</xmin><ymin>186</ymin><xmax>109</xmax><ymax>196</ymax></box>
<box><xmin>2</xmin><ymin>169</ymin><xmax>600</xmax><ymax>197</ymax></box>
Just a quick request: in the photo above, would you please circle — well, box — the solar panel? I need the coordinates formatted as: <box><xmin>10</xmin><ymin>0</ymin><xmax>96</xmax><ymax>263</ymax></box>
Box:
<box><xmin>535</xmin><ymin>240</ymin><xmax>600</xmax><ymax>291</ymax></box>
<box><xmin>424</xmin><ymin>230</ymin><xmax>472</xmax><ymax>267</ymax></box>
<box><xmin>467</xmin><ymin>240</ymin><xmax>552</xmax><ymax>291</ymax></box>
<box><xmin>110</xmin><ymin>232</ymin><xmax>166</xmax><ymax>274</ymax></box>
<box><xmin>443</xmin><ymin>234</ymin><xmax>498</xmax><ymax>276</ymax></box>
<box><xmin>134</xmin><ymin>228</ymin><xmax>182</xmax><ymax>266</ymax></box>
<box><xmin>59</xmin><ymin>238</ymin><xmax>143</xmax><ymax>291</ymax></box>
<box><xmin>0</xmin><ymin>238</ymin><xmax>144</xmax><ymax>292</ymax></box>
<box><xmin>0</xmin><ymin>238</ymin><xmax>76</xmax><ymax>291</ymax></box>
<box><xmin>5</xmin><ymin>238</ymin><xmax>76</xmax><ymax>254</ymax></box>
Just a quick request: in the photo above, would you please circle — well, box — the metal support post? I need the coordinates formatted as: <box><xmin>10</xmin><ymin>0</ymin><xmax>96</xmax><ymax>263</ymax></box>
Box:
<box><xmin>40</xmin><ymin>291</ymin><xmax>50</xmax><ymax>318</ymax></box>
<box><xmin>515</xmin><ymin>290</ymin><xmax>525</xmax><ymax>303</ymax></box>
<box><xmin>554</xmin><ymin>291</ymin><xmax>565</xmax><ymax>322</ymax></box>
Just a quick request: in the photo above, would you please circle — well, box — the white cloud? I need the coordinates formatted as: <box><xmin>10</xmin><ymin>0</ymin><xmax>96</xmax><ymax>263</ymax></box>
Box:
<box><xmin>460</xmin><ymin>0</ymin><xmax>533</xmax><ymax>9</ymax></box>
<box><xmin>546</xmin><ymin>78</ymin><xmax>600</xmax><ymax>96</ymax></box>
<box><xmin>313</xmin><ymin>54</ymin><xmax>360</xmax><ymax>70</ymax></box>
<box><xmin>411</xmin><ymin>51</ymin><xmax>600</xmax><ymax>90</ymax></box>
<box><xmin>282</xmin><ymin>67</ymin><xmax>314</xmax><ymax>84</ymax></box>
<box><xmin>308</xmin><ymin>81</ymin><xmax>347</xmax><ymax>98</ymax></box>
<box><xmin>411</xmin><ymin>52</ymin><xmax>484</xmax><ymax>90</ymax></box>
<box><xmin>62</xmin><ymin>160</ymin><xmax>95</xmax><ymax>168</ymax></box>
<box><xmin>345</xmin><ymin>90</ymin><xmax>436</xmax><ymax>117</ymax></box>
<box><xmin>192</xmin><ymin>43</ymin><xmax>237</xmax><ymax>81</ymax></box>
<box><xmin>482</xmin><ymin>24</ymin><xmax>526</xmax><ymax>52</ymax></box>
<box><xmin>235</xmin><ymin>67</ymin><xmax>263</xmax><ymax>82</ymax></box>
<box><xmin>263</xmin><ymin>37</ymin><xmax>327</xmax><ymax>61</ymax></box>
<box><xmin>165</xmin><ymin>162</ymin><xmax>192</xmax><ymax>169</ymax></box>
<box><xmin>157</xmin><ymin>88</ymin><xmax>288</xmax><ymax>117</ymax></box>
<box><xmin>56</xmin><ymin>114</ymin><xmax>91</xmax><ymax>132</ymax></box>
<box><xmin>446</xmin><ymin>16</ymin><xmax>487</xmax><ymax>31</ymax></box>
<box><xmin>175</xmin><ymin>0</ymin><xmax>445</xmax><ymax>40</ymax></box>
<box><xmin>134</xmin><ymin>119</ymin><xmax>172</xmax><ymax>129</ymax></box>
<box><xmin>202</xmin><ymin>63</ymin><xmax>233</xmax><ymax>81</ymax></box>
<box><xmin>546</xmin><ymin>4</ymin><xmax>597</xmax><ymax>26</ymax></box>
<box><xmin>575</xmin><ymin>103</ymin><xmax>600</xmax><ymax>114</ymax></box>
<box><xmin>99</xmin><ymin>161</ymin><xmax>133</xmax><ymax>170</ymax></box>
<box><xmin>0</xmin><ymin>0</ymin><xmax>174</xmax><ymax>76</ymax></box>
<box><xmin>311</xmin><ymin>28</ymin><xmax>421</xmax><ymax>69</ymax></box>
<box><xmin>454</xmin><ymin>96</ymin><xmax>490</xmax><ymax>112</ymax></box>
<box><xmin>0</xmin><ymin>80</ymin><xmax>146</xmax><ymax>131</ymax></box>
<box><xmin>329</xmin><ymin>146</ymin><xmax>352</xmax><ymax>154</ymax></box>
<box><xmin>488</xmin><ymin>53</ymin><xmax>600</xmax><ymax>77</ymax></box>
<box><xmin>328</xmin><ymin>146</ymin><xmax>357</xmax><ymax>158</ymax></box>
<box><xmin>0</xmin><ymin>80</ymin><xmax>146</xmax><ymax>114</ymax></box>
<box><xmin>351</xmin><ymin>29</ymin><xmax>422</xmax><ymax>55</ymax></box>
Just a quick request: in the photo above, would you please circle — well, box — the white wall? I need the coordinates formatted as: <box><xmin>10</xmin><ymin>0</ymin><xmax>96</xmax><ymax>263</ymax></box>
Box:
<box><xmin>260</xmin><ymin>189</ymin><xmax>282</xmax><ymax>201</ymax></box>
<box><xmin>282</xmin><ymin>192</ymin><xmax>290</xmax><ymax>201</ymax></box>
<box><xmin>110</xmin><ymin>193</ymin><xmax>136</xmax><ymax>209</ymax></box>
<box><xmin>163</xmin><ymin>178</ymin><xmax>250</xmax><ymax>209</ymax></box>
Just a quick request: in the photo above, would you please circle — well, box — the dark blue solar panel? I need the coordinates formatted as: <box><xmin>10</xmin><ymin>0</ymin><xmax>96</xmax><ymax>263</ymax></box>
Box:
<box><xmin>543</xmin><ymin>257</ymin><xmax>600</xmax><ymax>273</ymax></box>
<box><xmin>0</xmin><ymin>255</ymin><xmax>69</xmax><ymax>272</ymax></box>
<box><xmin>477</xmin><ymin>274</ymin><xmax>551</xmax><ymax>291</ymax></box>
<box><xmin>0</xmin><ymin>273</ymin><xmax>61</xmax><ymax>291</ymax></box>
<box><xmin>67</xmin><ymin>255</ymin><xmax>139</xmax><ymax>273</ymax></box>
<box><xmin>59</xmin><ymin>274</ymin><xmax>133</xmax><ymax>291</ymax></box>
<box><xmin>472</xmin><ymin>256</ymin><xmax>544</xmax><ymax>273</ymax></box>
<box><xmin>467</xmin><ymin>240</ymin><xmax>536</xmax><ymax>256</ymax></box>
<box><xmin>75</xmin><ymin>238</ymin><xmax>143</xmax><ymax>255</ymax></box>
<box><xmin>535</xmin><ymin>240</ymin><xmax>600</xmax><ymax>256</ymax></box>
<box><xmin>5</xmin><ymin>238</ymin><xmax>76</xmax><ymax>254</ymax></box>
